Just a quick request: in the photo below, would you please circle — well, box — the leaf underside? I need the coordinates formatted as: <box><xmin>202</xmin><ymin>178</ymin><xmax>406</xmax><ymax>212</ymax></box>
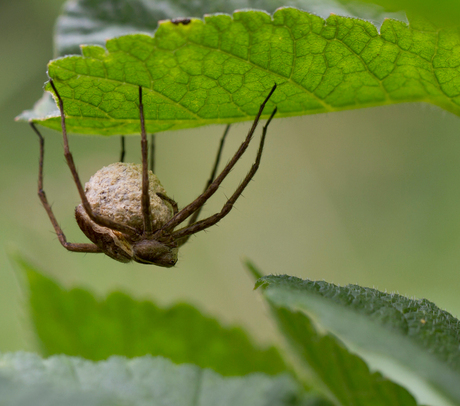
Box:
<box><xmin>19</xmin><ymin>7</ymin><xmax>460</xmax><ymax>135</ymax></box>
<box><xmin>0</xmin><ymin>353</ymin><xmax>307</xmax><ymax>406</ymax></box>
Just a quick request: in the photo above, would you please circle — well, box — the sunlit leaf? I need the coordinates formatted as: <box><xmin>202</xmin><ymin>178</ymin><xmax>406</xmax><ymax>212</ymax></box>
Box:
<box><xmin>19</xmin><ymin>8</ymin><xmax>460</xmax><ymax>135</ymax></box>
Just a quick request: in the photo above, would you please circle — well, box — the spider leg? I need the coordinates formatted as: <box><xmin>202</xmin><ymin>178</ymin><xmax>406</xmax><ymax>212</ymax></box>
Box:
<box><xmin>188</xmin><ymin>124</ymin><xmax>230</xmax><ymax>226</ymax></box>
<box><xmin>158</xmin><ymin>84</ymin><xmax>277</xmax><ymax>236</ymax></box>
<box><xmin>120</xmin><ymin>134</ymin><xmax>154</xmax><ymax>171</ymax></box>
<box><xmin>172</xmin><ymin>107</ymin><xmax>277</xmax><ymax>243</ymax></box>
<box><xmin>150</xmin><ymin>134</ymin><xmax>155</xmax><ymax>173</ymax></box>
<box><xmin>138</xmin><ymin>86</ymin><xmax>153</xmax><ymax>234</ymax></box>
<box><xmin>49</xmin><ymin>79</ymin><xmax>138</xmax><ymax>237</ymax></box>
<box><xmin>120</xmin><ymin>136</ymin><xmax>126</xmax><ymax>162</ymax></box>
<box><xmin>176</xmin><ymin>124</ymin><xmax>230</xmax><ymax>246</ymax></box>
<box><xmin>157</xmin><ymin>193</ymin><xmax>179</xmax><ymax>215</ymax></box>
<box><xmin>30</xmin><ymin>122</ymin><xmax>102</xmax><ymax>253</ymax></box>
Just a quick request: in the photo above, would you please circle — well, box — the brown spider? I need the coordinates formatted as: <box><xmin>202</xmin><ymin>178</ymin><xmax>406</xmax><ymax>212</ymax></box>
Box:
<box><xmin>30</xmin><ymin>80</ymin><xmax>277</xmax><ymax>267</ymax></box>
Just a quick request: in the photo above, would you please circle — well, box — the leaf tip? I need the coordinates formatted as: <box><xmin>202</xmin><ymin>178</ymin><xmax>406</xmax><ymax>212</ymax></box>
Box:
<box><xmin>243</xmin><ymin>258</ymin><xmax>264</xmax><ymax>281</ymax></box>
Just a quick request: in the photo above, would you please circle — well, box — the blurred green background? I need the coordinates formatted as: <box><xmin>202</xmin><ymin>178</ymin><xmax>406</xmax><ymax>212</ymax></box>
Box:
<box><xmin>2</xmin><ymin>0</ymin><xmax>460</xmax><ymax>353</ymax></box>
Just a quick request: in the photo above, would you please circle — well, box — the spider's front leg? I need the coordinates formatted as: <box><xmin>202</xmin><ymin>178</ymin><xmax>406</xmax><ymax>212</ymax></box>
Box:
<box><xmin>171</xmin><ymin>105</ymin><xmax>277</xmax><ymax>242</ymax></box>
<box><xmin>158</xmin><ymin>84</ymin><xmax>278</xmax><ymax>239</ymax></box>
<box><xmin>30</xmin><ymin>122</ymin><xmax>101</xmax><ymax>254</ymax></box>
<box><xmin>175</xmin><ymin>124</ymin><xmax>231</xmax><ymax>247</ymax></box>
<box><xmin>49</xmin><ymin>79</ymin><xmax>138</xmax><ymax>238</ymax></box>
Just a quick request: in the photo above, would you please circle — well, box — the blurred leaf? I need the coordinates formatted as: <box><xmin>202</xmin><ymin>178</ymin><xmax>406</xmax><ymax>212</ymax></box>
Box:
<box><xmin>0</xmin><ymin>373</ymin><xmax>109</xmax><ymax>406</ymax></box>
<box><xmin>269</xmin><ymin>308</ymin><xmax>420</xmax><ymax>406</ymax></box>
<box><xmin>338</xmin><ymin>0</ymin><xmax>460</xmax><ymax>28</ymax></box>
<box><xmin>18</xmin><ymin>258</ymin><xmax>287</xmax><ymax>376</ymax></box>
<box><xmin>254</xmin><ymin>270</ymin><xmax>460</xmax><ymax>405</ymax></box>
<box><xmin>19</xmin><ymin>8</ymin><xmax>460</xmax><ymax>134</ymax></box>
<box><xmin>0</xmin><ymin>352</ymin><xmax>312</xmax><ymax>406</ymax></box>
<box><xmin>53</xmin><ymin>0</ymin><xmax>402</xmax><ymax>57</ymax></box>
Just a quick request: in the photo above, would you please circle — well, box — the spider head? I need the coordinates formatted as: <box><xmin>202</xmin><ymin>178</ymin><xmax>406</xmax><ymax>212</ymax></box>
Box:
<box><xmin>132</xmin><ymin>239</ymin><xmax>178</xmax><ymax>267</ymax></box>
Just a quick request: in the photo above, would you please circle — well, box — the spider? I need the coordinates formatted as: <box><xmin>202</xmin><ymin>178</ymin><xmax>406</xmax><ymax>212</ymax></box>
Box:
<box><xmin>30</xmin><ymin>80</ymin><xmax>277</xmax><ymax>267</ymax></box>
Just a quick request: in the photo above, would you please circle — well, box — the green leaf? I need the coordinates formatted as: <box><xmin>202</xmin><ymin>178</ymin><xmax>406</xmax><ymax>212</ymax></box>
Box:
<box><xmin>53</xmin><ymin>0</ymin><xmax>398</xmax><ymax>57</ymax></box>
<box><xmin>19</xmin><ymin>7</ymin><xmax>460</xmax><ymax>135</ymax></box>
<box><xmin>255</xmin><ymin>271</ymin><xmax>460</xmax><ymax>405</ymax></box>
<box><xmin>18</xmin><ymin>258</ymin><xmax>287</xmax><ymax>376</ymax></box>
<box><xmin>0</xmin><ymin>352</ymin><xmax>312</xmax><ymax>406</ymax></box>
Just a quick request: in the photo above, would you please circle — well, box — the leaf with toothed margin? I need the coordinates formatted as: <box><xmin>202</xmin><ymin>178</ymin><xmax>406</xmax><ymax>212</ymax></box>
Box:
<box><xmin>17</xmin><ymin>7</ymin><xmax>460</xmax><ymax>135</ymax></box>
<box><xmin>251</xmin><ymin>268</ymin><xmax>460</xmax><ymax>406</ymax></box>
<box><xmin>16</xmin><ymin>257</ymin><xmax>287</xmax><ymax>377</ymax></box>
<box><xmin>52</xmin><ymin>0</ymin><xmax>404</xmax><ymax>57</ymax></box>
<box><xmin>0</xmin><ymin>353</ymin><xmax>317</xmax><ymax>406</ymax></box>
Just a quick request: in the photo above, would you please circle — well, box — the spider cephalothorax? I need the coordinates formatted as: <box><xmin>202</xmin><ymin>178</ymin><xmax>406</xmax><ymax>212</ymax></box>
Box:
<box><xmin>30</xmin><ymin>80</ymin><xmax>277</xmax><ymax>267</ymax></box>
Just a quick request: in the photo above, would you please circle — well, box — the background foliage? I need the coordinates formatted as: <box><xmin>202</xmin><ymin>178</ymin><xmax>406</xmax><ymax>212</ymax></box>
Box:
<box><xmin>2</xmin><ymin>2</ymin><xmax>460</xmax><ymax>394</ymax></box>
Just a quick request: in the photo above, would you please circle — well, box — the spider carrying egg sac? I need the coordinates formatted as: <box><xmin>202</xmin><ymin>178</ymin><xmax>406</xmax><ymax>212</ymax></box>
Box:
<box><xmin>32</xmin><ymin>81</ymin><xmax>277</xmax><ymax>266</ymax></box>
<box><xmin>75</xmin><ymin>162</ymin><xmax>176</xmax><ymax>263</ymax></box>
<box><xmin>81</xmin><ymin>162</ymin><xmax>173</xmax><ymax>228</ymax></box>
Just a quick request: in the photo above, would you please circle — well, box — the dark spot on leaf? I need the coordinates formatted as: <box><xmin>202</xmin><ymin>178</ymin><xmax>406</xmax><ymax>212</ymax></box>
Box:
<box><xmin>171</xmin><ymin>18</ymin><xmax>191</xmax><ymax>25</ymax></box>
